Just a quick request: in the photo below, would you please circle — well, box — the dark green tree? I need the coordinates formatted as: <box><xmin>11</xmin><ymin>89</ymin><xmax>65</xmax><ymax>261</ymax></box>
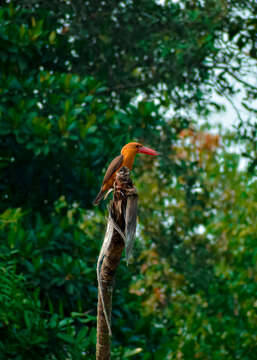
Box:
<box><xmin>0</xmin><ymin>1</ymin><xmax>256</xmax><ymax>359</ymax></box>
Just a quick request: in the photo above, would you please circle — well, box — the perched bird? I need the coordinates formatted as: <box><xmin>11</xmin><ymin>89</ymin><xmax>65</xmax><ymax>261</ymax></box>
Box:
<box><xmin>93</xmin><ymin>142</ymin><xmax>159</xmax><ymax>205</ymax></box>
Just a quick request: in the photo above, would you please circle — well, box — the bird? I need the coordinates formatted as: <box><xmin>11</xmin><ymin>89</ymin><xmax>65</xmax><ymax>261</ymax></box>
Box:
<box><xmin>93</xmin><ymin>142</ymin><xmax>159</xmax><ymax>205</ymax></box>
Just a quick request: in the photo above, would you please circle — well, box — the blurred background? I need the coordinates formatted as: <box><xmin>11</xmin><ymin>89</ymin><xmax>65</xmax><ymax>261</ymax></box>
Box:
<box><xmin>0</xmin><ymin>1</ymin><xmax>256</xmax><ymax>359</ymax></box>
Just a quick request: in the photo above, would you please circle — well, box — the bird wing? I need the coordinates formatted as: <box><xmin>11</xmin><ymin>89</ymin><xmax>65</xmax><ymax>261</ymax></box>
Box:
<box><xmin>102</xmin><ymin>154</ymin><xmax>124</xmax><ymax>185</ymax></box>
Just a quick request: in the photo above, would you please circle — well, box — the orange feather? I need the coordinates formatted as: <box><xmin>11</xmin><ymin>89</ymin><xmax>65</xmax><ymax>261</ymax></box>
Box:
<box><xmin>93</xmin><ymin>142</ymin><xmax>158</xmax><ymax>205</ymax></box>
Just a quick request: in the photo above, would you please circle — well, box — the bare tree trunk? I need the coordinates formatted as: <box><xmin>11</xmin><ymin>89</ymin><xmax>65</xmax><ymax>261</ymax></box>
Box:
<box><xmin>96</xmin><ymin>167</ymin><xmax>137</xmax><ymax>360</ymax></box>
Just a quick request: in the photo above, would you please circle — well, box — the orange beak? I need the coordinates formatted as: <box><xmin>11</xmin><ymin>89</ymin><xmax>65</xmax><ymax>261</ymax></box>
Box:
<box><xmin>138</xmin><ymin>146</ymin><xmax>159</xmax><ymax>156</ymax></box>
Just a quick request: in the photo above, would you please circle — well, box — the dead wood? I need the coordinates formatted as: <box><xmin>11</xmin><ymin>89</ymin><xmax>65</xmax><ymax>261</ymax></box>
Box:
<box><xmin>96</xmin><ymin>167</ymin><xmax>138</xmax><ymax>360</ymax></box>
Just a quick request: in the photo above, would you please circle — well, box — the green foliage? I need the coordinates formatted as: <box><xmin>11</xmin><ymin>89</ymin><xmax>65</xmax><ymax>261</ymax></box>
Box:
<box><xmin>0</xmin><ymin>4</ymin><xmax>170</xmax><ymax>213</ymax></box>
<box><xmin>12</xmin><ymin>0</ymin><xmax>257</xmax><ymax>108</ymax></box>
<box><xmin>130</xmin><ymin>134</ymin><xmax>257</xmax><ymax>359</ymax></box>
<box><xmin>0</xmin><ymin>1</ymin><xmax>256</xmax><ymax>359</ymax></box>
<box><xmin>0</xmin><ymin>257</ymin><xmax>94</xmax><ymax>359</ymax></box>
<box><xmin>0</xmin><ymin>204</ymin><xmax>98</xmax><ymax>359</ymax></box>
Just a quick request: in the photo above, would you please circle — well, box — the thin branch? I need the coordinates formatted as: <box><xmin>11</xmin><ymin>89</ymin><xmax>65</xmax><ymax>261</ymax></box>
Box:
<box><xmin>218</xmin><ymin>90</ymin><xmax>243</xmax><ymax>123</ymax></box>
<box><xmin>215</xmin><ymin>66</ymin><xmax>257</xmax><ymax>91</ymax></box>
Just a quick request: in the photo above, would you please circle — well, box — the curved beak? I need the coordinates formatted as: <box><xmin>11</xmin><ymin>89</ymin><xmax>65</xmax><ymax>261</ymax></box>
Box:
<box><xmin>138</xmin><ymin>146</ymin><xmax>159</xmax><ymax>156</ymax></box>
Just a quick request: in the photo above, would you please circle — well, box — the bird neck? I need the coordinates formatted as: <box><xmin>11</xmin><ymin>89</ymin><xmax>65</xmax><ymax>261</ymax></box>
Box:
<box><xmin>122</xmin><ymin>151</ymin><xmax>137</xmax><ymax>170</ymax></box>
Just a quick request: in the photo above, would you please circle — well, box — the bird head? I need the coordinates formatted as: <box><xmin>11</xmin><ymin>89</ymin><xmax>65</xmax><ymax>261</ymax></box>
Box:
<box><xmin>121</xmin><ymin>142</ymin><xmax>159</xmax><ymax>156</ymax></box>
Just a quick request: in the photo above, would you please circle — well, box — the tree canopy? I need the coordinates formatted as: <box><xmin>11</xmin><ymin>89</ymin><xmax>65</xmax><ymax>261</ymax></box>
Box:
<box><xmin>0</xmin><ymin>1</ymin><xmax>256</xmax><ymax>359</ymax></box>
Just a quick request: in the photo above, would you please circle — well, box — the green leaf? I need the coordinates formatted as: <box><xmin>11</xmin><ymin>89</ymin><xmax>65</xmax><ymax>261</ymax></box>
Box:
<box><xmin>49</xmin><ymin>31</ymin><xmax>56</xmax><ymax>44</ymax></box>
<box><xmin>124</xmin><ymin>348</ymin><xmax>143</xmax><ymax>357</ymax></box>
<box><xmin>57</xmin><ymin>333</ymin><xmax>75</xmax><ymax>344</ymax></box>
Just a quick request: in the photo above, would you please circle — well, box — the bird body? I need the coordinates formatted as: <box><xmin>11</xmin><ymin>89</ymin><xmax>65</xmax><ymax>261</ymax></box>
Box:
<box><xmin>93</xmin><ymin>142</ymin><xmax>158</xmax><ymax>205</ymax></box>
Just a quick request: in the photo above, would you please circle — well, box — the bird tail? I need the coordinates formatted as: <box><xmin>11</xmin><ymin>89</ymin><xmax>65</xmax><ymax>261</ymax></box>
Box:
<box><xmin>93</xmin><ymin>190</ymin><xmax>105</xmax><ymax>206</ymax></box>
